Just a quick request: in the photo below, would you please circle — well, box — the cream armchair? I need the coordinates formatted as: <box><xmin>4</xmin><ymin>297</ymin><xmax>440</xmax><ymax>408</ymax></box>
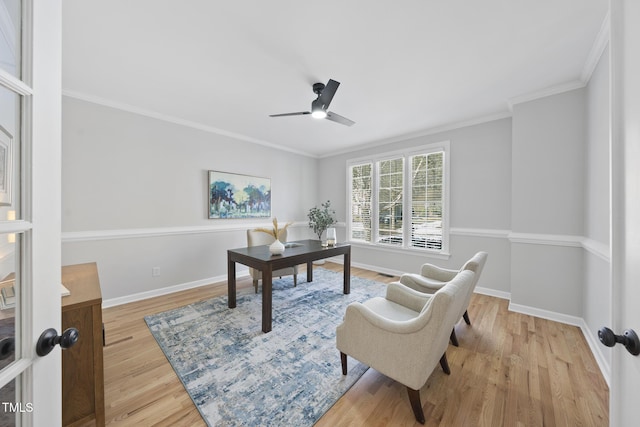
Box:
<box><xmin>336</xmin><ymin>269</ymin><xmax>476</xmax><ymax>424</ymax></box>
<box><xmin>246</xmin><ymin>229</ymin><xmax>298</xmax><ymax>293</ymax></box>
<box><xmin>399</xmin><ymin>251</ymin><xmax>488</xmax><ymax>346</ymax></box>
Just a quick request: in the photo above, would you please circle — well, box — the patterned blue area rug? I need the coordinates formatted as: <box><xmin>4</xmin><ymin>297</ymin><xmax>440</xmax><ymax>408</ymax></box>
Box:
<box><xmin>144</xmin><ymin>268</ymin><xmax>388</xmax><ymax>426</ymax></box>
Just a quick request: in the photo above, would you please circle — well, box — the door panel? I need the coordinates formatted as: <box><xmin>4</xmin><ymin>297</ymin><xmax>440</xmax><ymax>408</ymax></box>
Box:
<box><xmin>0</xmin><ymin>0</ymin><xmax>62</xmax><ymax>425</ymax></box>
<box><xmin>610</xmin><ymin>1</ymin><xmax>640</xmax><ymax>426</ymax></box>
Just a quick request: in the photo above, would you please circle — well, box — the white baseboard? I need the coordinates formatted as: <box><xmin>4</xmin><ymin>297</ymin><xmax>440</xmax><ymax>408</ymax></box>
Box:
<box><xmin>508</xmin><ymin>302</ymin><xmax>582</xmax><ymax>327</ymax></box>
<box><xmin>507</xmin><ymin>301</ymin><xmax>611</xmax><ymax>386</ymax></box>
<box><xmin>577</xmin><ymin>319</ymin><xmax>611</xmax><ymax>387</ymax></box>
<box><xmin>475</xmin><ymin>286</ymin><xmax>510</xmax><ymax>300</ymax></box>
<box><xmin>102</xmin><ymin>271</ymin><xmax>248</xmax><ymax>308</ymax></box>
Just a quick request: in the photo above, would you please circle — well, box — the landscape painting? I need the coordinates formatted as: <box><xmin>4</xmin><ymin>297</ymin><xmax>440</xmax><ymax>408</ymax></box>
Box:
<box><xmin>208</xmin><ymin>171</ymin><xmax>271</xmax><ymax>219</ymax></box>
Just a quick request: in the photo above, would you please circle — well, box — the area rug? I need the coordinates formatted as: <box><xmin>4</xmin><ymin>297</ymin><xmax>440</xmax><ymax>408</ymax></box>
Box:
<box><xmin>144</xmin><ymin>268</ymin><xmax>388</xmax><ymax>426</ymax></box>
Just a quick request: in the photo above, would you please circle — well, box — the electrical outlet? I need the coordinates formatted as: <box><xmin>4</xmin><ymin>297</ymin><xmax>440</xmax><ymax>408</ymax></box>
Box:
<box><xmin>152</xmin><ymin>267</ymin><xmax>160</xmax><ymax>277</ymax></box>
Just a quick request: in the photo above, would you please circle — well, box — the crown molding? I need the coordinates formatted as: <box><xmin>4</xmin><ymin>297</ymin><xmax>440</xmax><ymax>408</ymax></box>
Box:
<box><xmin>321</xmin><ymin>111</ymin><xmax>512</xmax><ymax>159</ymax></box>
<box><xmin>507</xmin><ymin>79</ymin><xmax>586</xmax><ymax>112</ymax></box>
<box><xmin>580</xmin><ymin>10</ymin><xmax>610</xmax><ymax>84</ymax></box>
<box><xmin>61</xmin><ymin>89</ymin><xmax>316</xmax><ymax>158</ymax></box>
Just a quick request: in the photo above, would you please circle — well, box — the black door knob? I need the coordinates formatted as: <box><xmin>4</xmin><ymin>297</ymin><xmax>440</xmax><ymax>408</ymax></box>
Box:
<box><xmin>35</xmin><ymin>328</ymin><xmax>79</xmax><ymax>357</ymax></box>
<box><xmin>0</xmin><ymin>337</ymin><xmax>15</xmax><ymax>360</ymax></box>
<box><xmin>598</xmin><ymin>327</ymin><xmax>640</xmax><ymax>356</ymax></box>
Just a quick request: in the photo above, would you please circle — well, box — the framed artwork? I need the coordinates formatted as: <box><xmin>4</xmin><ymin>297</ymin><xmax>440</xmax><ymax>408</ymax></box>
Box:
<box><xmin>208</xmin><ymin>170</ymin><xmax>271</xmax><ymax>219</ymax></box>
<box><xmin>0</xmin><ymin>126</ymin><xmax>13</xmax><ymax>206</ymax></box>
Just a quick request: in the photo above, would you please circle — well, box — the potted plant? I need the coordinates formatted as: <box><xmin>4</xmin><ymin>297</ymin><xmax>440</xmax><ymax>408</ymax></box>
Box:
<box><xmin>308</xmin><ymin>200</ymin><xmax>336</xmax><ymax>241</ymax></box>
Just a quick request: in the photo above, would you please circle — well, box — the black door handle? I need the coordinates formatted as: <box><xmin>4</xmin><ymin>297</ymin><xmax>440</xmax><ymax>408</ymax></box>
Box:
<box><xmin>0</xmin><ymin>337</ymin><xmax>15</xmax><ymax>360</ymax></box>
<box><xmin>35</xmin><ymin>328</ymin><xmax>79</xmax><ymax>357</ymax></box>
<box><xmin>598</xmin><ymin>327</ymin><xmax>640</xmax><ymax>356</ymax></box>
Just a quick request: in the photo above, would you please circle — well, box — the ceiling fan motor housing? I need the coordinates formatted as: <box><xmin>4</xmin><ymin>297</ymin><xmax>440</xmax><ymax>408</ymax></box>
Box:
<box><xmin>312</xmin><ymin>82</ymin><xmax>325</xmax><ymax>95</ymax></box>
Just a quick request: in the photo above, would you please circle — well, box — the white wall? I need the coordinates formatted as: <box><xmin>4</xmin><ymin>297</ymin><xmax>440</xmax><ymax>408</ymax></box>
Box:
<box><xmin>317</xmin><ymin>118</ymin><xmax>513</xmax><ymax>295</ymax></box>
<box><xmin>510</xmin><ymin>88</ymin><xmax>586</xmax><ymax>317</ymax></box>
<box><xmin>62</xmin><ymin>96</ymin><xmax>317</xmax><ymax>301</ymax></box>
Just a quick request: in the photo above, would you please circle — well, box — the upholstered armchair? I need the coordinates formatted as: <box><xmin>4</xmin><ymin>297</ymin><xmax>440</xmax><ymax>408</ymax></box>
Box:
<box><xmin>399</xmin><ymin>251</ymin><xmax>488</xmax><ymax>345</ymax></box>
<box><xmin>336</xmin><ymin>269</ymin><xmax>476</xmax><ymax>424</ymax></box>
<box><xmin>246</xmin><ymin>229</ymin><xmax>298</xmax><ymax>293</ymax></box>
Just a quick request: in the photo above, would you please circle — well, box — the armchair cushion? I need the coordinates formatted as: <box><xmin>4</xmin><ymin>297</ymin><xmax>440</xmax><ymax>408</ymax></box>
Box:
<box><xmin>336</xmin><ymin>269</ymin><xmax>475</xmax><ymax>391</ymax></box>
<box><xmin>399</xmin><ymin>252</ymin><xmax>488</xmax><ymax>329</ymax></box>
<box><xmin>399</xmin><ymin>273</ymin><xmax>446</xmax><ymax>293</ymax></box>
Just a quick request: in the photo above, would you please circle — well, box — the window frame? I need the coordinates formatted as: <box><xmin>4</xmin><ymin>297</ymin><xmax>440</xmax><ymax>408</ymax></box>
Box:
<box><xmin>346</xmin><ymin>141</ymin><xmax>450</xmax><ymax>256</ymax></box>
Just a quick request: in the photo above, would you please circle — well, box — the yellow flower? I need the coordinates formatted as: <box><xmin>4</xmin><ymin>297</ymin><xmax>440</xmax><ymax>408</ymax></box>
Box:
<box><xmin>255</xmin><ymin>218</ymin><xmax>292</xmax><ymax>240</ymax></box>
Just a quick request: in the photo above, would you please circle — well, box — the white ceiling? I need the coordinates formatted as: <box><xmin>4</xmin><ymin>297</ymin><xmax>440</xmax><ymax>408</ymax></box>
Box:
<box><xmin>61</xmin><ymin>1</ymin><xmax>609</xmax><ymax>158</ymax></box>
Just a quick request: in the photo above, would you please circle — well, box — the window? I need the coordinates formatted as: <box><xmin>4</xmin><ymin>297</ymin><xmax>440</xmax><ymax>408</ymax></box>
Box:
<box><xmin>347</xmin><ymin>142</ymin><xmax>449</xmax><ymax>253</ymax></box>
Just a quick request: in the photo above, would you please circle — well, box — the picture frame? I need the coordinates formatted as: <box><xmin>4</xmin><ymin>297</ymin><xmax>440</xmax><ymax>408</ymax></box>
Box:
<box><xmin>0</xmin><ymin>125</ymin><xmax>13</xmax><ymax>206</ymax></box>
<box><xmin>208</xmin><ymin>170</ymin><xmax>271</xmax><ymax>219</ymax></box>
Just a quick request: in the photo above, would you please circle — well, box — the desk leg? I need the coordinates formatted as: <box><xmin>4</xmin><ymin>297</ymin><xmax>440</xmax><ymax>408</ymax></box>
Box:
<box><xmin>344</xmin><ymin>248</ymin><xmax>351</xmax><ymax>294</ymax></box>
<box><xmin>262</xmin><ymin>265</ymin><xmax>273</xmax><ymax>333</ymax></box>
<box><xmin>227</xmin><ymin>256</ymin><xmax>236</xmax><ymax>308</ymax></box>
<box><xmin>307</xmin><ymin>261</ymin><xmax>313</xmax><ymax>283</ymax></box>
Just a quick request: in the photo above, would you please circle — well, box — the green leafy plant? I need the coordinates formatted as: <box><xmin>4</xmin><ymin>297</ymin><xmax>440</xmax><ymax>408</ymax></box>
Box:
<box><xmin>308</xmin><ymin>200</ymin><xmax>336</xmax><ymax>240</ymax></box>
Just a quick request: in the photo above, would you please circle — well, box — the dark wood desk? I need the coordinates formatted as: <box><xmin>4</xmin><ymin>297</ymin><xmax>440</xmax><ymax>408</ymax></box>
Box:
<box><xmin>227</xmin><ymin>239</ymin><xmax>351</xmax><ymax>332</ymax></box>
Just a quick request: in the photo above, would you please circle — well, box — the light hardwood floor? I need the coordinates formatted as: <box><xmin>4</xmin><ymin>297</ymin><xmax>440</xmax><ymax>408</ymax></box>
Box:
<box><xmin>98</xmin><ymin>263</ymin><xmax>609</xmax><ymax>426</ymax></box>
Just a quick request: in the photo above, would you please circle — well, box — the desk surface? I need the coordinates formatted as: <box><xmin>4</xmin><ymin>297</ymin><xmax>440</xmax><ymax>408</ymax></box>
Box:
<box><xmin>228</xmin><ymin>239</ymin><xmax>349</xmax><ymax>259</ymax></box>
<box><xmin>227</xmin><ymin>239</ymin><xmax>351</xmax><ymax>332</ymax></box>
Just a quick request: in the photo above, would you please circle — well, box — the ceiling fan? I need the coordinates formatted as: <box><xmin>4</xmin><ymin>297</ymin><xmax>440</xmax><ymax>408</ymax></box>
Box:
<box><xmin>269</xmin><ymin>79</ymin><xmax>355</xmax><ymax>127</ymax></box>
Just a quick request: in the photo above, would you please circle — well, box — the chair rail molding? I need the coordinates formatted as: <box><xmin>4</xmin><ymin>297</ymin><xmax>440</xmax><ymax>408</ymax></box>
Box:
<box><xmin>62</xmin><ymin>221</ymin><xmax>310</xmax><ymax>242</ymax></box>
<box><xmin>63</xmin><ymin>225</ymin><xmax>610</xmax><ymax>264</ymax></box>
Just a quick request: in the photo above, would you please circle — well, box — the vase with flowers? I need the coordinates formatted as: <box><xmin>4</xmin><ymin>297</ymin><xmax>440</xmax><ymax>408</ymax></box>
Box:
<box><xmin>255</xmin><ymin>218</ymin><xmax>291</xmax><ymax>255</ymax></box>
<box><xmin>308</xmin><ymin>200</ymin><xmax>337</xmax><ymax>245</ymax></box>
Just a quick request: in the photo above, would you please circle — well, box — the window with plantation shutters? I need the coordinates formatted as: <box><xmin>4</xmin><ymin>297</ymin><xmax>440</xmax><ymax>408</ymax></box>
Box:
<box><xmin>349</xmin><ymin>163</ymin><xmax>372</xmax><ymax>242</ymax></box>
<box><xmin>377</xmin><ymin>158</ymin><xmax>403</xmax><ymax>246</ymax></box>
<box><xmin>347</xmin><ymin>142</ymin><xmax>449</xmax><ymax>253</ymax></box>
<box><xmin>410</xmin><ymin>152</ymin><xmax>443</xmax><ymax>249</ymax></box>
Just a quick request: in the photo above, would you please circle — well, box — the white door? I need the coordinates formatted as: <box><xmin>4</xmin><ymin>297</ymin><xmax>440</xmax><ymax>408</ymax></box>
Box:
<box><xmin>0</xmin><ymin>0</ymin><xmax>62</xmax><ymax>426</ymax></box>
<box><xmin>610</xmin><ymin>1</ymin><xmax>640</xmax><ymax>426</ymax></box>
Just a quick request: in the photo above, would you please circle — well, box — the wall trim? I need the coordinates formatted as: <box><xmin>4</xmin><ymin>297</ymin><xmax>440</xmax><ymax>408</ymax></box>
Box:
<box><xmin>508</xmin><ymin>302</ymin><xmax>583</xmax><ymax>327</ymax></box>
<box><xmin>323</xmin><ymin>111</ymin><xmax>512</xmax><ymax>159</ymax></box>
<box><xmin>578</xmin><ymin>318</ymin><xmax>611</xmax><ymax>388</ymax></box>
<box><xmin>102</xmin><ymin>270</ymin><xmax>249</xmax><ymax>308</ymax></box>
<box><xmin>62</xmin><ymin>89</ymin><xmax>314</xmax><ymax>158</ymax></box>
<box><xmin>508</xmin><ymin>232</ymin><xmax>583</xmax><ymax>247</ymax></box>
<box><xmin>507</xmin><ymin>80</ymin><xmax>586</xmax><ymax>112</ymax></box>
<box><xmin>475</xmin><ymin>286</ymin><xmax>510</xmax><ymax>300</ymax></box>
<box><xmin>62</xmin><ymin>221</ymin><xmax>309</xmax><ymax>242</ymax></box>
<box><xmin>450</xmin><ymin>227</ymin><xmax>510</xmax><ymax>239</ymax></box>
<box><xmin>581</xmin><ymin>10</ymin><xmax>611</xmax><ymax>84</ymax></box>
<box><xmin>64</xmin><ymin>225</ymin><xmax>611</xmax><ymax>263</ymax></box>
<box><xmin>582</xmin><ymin>237</ymin><xmax>610</xmax><ymax>262</ymax></box>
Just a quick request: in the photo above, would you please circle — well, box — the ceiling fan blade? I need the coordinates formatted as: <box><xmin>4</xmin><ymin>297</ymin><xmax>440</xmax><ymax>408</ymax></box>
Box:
<box><xmin>326</xmin><ymin>111</ymin><xmax>355</xmax><ymax>127</ymax></box>
<box><xmin>317</xmin><ymin>79</ymin><xmax>340</xmax><ymax>109</ymax></box>
<box><xmin>269</xmin><ymin>112</ymin><xmax>311</xmax><ymax>117</ymax></box>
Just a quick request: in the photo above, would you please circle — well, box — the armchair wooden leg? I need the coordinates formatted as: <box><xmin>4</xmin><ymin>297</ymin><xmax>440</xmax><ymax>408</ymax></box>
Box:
<box><xmin>439</xmin><ymin>353</ymin><xmax>451</xmax><ymax>375</ymax></box>
<box><xmin>294</xmin><ymin>274</ymin><xmax>297</xmax><ymax>287</ymax></box>
<box><xmin>340</xmin><ymin>352</ymin><xmax>347</xmax><ymax>375</ymax></box>
<box><xmin>450</xmin><ymin>328</ymin><xmax>459</xmax><ymax>347</ymax></box>
<box><xmin>463</xmin><ymin>310</ymin><xmax>471</xmax><ymax>325</ymax></box>
<box><xmin>406</xmin><ymin>387</ymin><xmax>426</xmax><ymax>424</ymax></box>
<box><xmin>253</xmin><ymin>279</ymin><xmax>258</xmax><ymax>293</ymax></box>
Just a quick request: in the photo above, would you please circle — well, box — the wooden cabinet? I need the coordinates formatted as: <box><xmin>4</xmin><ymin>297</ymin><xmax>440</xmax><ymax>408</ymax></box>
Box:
<box><xmin>61</xmin><ymin>263</ymin><xmax>105</xmax><ymax>426</ymax></box>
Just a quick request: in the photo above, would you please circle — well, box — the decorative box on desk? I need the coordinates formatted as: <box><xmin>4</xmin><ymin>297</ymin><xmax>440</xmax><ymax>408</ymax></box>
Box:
<box><xmin>61</xmin><ymin>263</ymin><xmax>105</xmax><ymax>427</ymax></box>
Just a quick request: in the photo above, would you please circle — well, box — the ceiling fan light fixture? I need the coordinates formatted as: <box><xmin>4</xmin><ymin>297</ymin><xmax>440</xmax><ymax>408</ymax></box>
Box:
<box><xmin>311</xmin><ymin>109</ymin><xmax>327</xmax><ymax>119</ymax></box>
